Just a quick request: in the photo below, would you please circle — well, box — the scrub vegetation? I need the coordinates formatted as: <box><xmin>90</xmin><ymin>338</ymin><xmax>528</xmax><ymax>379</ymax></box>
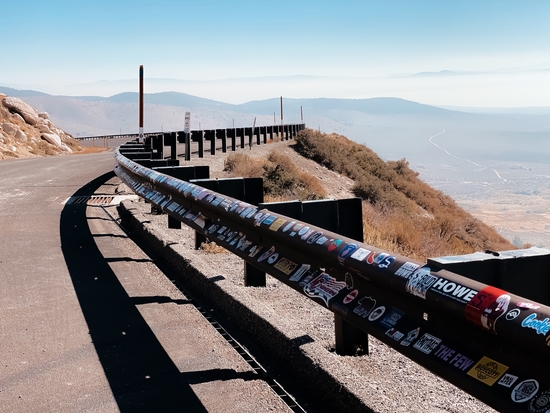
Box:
<box><xmin>224</xmin><ymin>150</ymin><xmax>327</xmax><ymax>202</ymax></box>
<box><xmin>294</xmin><ymin>129</ymin><xmax>514</xmax><ymax>259</ymax></box>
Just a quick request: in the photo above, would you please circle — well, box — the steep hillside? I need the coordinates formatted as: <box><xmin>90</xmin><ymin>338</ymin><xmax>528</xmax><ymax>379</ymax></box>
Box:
<box><xmin>0</xmin><ymin>93</ymin><xmax>82</xmax><ymax>160</ymax></box>
<box><xmin>293</xmin><ymin>129</ymin><xmax>515</xmax><ymax>259</ymax></box>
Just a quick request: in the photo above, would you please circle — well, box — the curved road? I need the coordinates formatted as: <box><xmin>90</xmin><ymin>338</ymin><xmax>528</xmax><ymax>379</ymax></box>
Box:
<box><xmin>0</xmin><ymin>147</ymin><xmax>294</xmax><ymax>412</ymax></box>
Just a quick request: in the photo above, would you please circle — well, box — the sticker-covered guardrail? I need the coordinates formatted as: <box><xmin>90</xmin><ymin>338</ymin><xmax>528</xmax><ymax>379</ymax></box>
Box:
<box><xmin>114</xmin><ymin>145</ymin><xmax>550</xmax><ymax>413</ymax></box>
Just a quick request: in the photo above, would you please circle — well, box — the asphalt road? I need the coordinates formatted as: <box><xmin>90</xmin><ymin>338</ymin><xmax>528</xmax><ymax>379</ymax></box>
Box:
<box><xmin>0</xmin><ymin>149</ymin><xmax>292</xmax><ymax>412</ymax></box>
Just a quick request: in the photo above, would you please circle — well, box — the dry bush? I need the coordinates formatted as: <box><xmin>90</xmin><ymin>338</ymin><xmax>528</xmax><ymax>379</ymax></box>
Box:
<box><xmin>199</xmin><ymin>241</ymin><xmax>227</xmax><ymax>254</ymax></box>
<box><xmin>223</xmin><ymin>152</ymin><xmax>265</xmax><ymax>177</ymax></box>
<box><xmin>224</xmin><ymin>150</ymin><xmax>326</xmax><ymax>201</ymax></box>
<box><xmin>264</xmin><ymin>150</ymin><xmax>326</xmax><ymax>200</ymax></box>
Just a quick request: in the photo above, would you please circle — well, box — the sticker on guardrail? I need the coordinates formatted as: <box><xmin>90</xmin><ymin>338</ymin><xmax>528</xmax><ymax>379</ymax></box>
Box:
<box><xmin>511</xmin><ymin>379</ymin><xmax>539</xmax><ymax>403</ymax></box>
<box><xmin>467</xmin><ymin>356</ymin><xmax>509</xmax><ymax>386</ymax></box>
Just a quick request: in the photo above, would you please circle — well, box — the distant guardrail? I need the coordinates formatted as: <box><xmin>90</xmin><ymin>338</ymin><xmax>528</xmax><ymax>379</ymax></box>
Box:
<box><xmin>76</xmin><ymin>124</ymin><xmax>301</xmax><ymax>141</ymax></box>
<box><xmin>113</xmin><ymin>133</ymin><xmax>550</xmax><ymax>413</ymax></box>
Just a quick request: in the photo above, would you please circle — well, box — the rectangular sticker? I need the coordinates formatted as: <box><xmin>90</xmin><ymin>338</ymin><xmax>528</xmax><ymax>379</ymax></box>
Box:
<box><xmin>467</xmin><ymin>356</ymin><xmax>509</xmax><ymax>386</ymax></box>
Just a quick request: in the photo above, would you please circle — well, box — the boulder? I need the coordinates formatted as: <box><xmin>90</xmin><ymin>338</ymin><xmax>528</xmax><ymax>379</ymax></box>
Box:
<box><xmin>2</xmin><ymin>97</ymin><xmax>40</xmax><ymax>126</ymax></box>
<box><xmin>15</xmin><ymin>129</ymin><xmax>28</xmax><ymax>142</ymax></box>
<box><xmin>38</xmin><ymin>112</ymin><xmax>49</xmax><ymax>119</ymax></box>
<box><xmin>41</xmin><ymin>133</ymin><xmax>72</xmax><ymax>152</ymax></box>
<box><xmin>36</xmin><ymin>122</ymin><xmax>52</xmax><ymax>133</ymax></box>
<box><xmin>41</xmin><ymin>132</ymin><xmax>62</xmax><ymax>147</ymax></box>
<box><xmin>2</xmin><ymin>122</ymin><xmax>18</xmax><ymax>137</ymax></box>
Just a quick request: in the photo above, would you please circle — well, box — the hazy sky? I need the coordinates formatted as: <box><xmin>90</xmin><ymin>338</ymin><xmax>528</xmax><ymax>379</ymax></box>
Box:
<box><xmin>2</xmin><ymin>0</ymin><xmax>549</xmax><ymax>106</ymax></box>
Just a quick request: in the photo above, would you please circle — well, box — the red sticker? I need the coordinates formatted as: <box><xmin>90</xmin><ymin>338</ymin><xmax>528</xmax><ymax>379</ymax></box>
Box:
<box><xmin>343</xmin><ymin>289</ymin><xmax>359</xmax><ymax>305</ymax></box>
<box><xmin>366</xmin><ymin>251</ymin><xmax>376</xmax><ymax>264</ymax></box>
<box><xmin>465</xmin><ymin>286</ymin><xmax>511</xmax><ymax>333</ymax></box>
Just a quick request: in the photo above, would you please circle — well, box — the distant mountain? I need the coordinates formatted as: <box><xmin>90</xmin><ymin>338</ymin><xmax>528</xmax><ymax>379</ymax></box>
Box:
<box><xmin>0</xmin><ymin>87</ymin><xmax>466</xmax><ymax>137</ymax></box>
<box><xmin>0</xmin><ymin>86</ymin><xmax>50</xmax><ymax>98</ymax></box>
<box><xmin>237</xmin><ymin>97</ymin><xmax>453</xmax><ymax>116</ymax></box>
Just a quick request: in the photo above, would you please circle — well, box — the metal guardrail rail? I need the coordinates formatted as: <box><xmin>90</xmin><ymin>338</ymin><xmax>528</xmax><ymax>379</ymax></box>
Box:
<box><xmin>114</xmin><ymin>142</ymin><xmax>550</xmax><ymax>413</ymax></box>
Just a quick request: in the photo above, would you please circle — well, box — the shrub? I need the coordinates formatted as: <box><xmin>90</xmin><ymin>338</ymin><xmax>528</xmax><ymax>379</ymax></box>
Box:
<box><xmin>223</xmin><ymin>150</ymin><xmax>327</xmax><ymax>201</ymax></box>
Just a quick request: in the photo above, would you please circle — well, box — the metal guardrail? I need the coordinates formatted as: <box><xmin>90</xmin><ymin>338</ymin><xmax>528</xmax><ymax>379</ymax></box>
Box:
<box><xmin>114</xmin><ymin>142</ymin><xmax>550</xmax><ymax>413</ymax></box>
<box><xmin>76</xmin><ymin>124</ymin><xmax>300</xmax><ymax>141</ymax></box>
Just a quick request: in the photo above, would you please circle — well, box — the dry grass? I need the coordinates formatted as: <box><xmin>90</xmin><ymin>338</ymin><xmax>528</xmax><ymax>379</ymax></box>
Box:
<box><xmin>72</xmin><ymin>146</ymin><xmax>111</xmax><ymax>155</ymax></box>
<box><xmin>199</xmin><ymin>241</ymin><xmax>227</xmax><ymax>254</ymax></box>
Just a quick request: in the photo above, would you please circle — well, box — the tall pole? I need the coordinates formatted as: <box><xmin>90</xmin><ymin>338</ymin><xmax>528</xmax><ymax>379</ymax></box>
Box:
<box><xmin>300</xmin><ymin>105</ymin><xmax>303</xmax><ymax>124</ymax></box>
<box><xmin>139</xmin><ymin>65</ymin><xmax>144</xmax><ymax>143</ymax></box>
<box><xmin>280</xmin><ymin>96</ymin><xmax>283</xmax><ymax>139</ymax></box>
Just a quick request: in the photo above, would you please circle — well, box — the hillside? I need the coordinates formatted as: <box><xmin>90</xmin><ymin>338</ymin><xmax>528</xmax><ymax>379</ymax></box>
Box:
<box><xmin>293</xmin><ymin>130</ymin><xmax>515</xmax><ymax>258</ymax></box>
<box><xmin>196</xmin><ymin>132</ymin><xmax>514</xmax><ymax>260</ymax></box>
<box><xmin>0</xmin><ymin>93</ymin><xmax>82</xmax><ymax>160</ymax></box>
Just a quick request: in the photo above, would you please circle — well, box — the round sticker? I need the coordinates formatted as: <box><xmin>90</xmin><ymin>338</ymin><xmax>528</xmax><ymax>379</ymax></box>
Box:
<box><xmin>529</xmin><ymin>389</ymin><xmax>550</xmax><ymax>413</ymax></box>
<box><xmin>267</xmin><ymin>253</ymin><xmax>279</xmax><ymax>265</ymax></box>
<box><xmin>368</xmin><ymin>306</ymin><xmax>386</xmax><ymax>322</ymax></box>
<box><xmin>506</xmin><ymin>309</ymin><xmax>521</xmax><ymax>321</ymax></box>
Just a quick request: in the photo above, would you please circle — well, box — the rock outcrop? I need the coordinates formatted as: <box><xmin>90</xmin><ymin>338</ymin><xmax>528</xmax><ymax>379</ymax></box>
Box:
<box><xmin>0</xmin><ymin>94</ymin><xmax>81</xmax><ymax>160</ymax></box>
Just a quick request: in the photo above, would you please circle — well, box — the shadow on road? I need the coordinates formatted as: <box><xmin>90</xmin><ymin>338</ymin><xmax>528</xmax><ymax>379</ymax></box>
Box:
<box><xmin>59</xmin><ymin>171</ymin><xmax>239</xmax><ymax>412</ymax></box>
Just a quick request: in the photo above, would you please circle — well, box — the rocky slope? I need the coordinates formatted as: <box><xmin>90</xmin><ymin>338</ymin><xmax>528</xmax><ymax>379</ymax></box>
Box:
<box><xmin>0</xmin><ymin>94</ymin><xmax>81</xmax><ymax>160</ymax></box>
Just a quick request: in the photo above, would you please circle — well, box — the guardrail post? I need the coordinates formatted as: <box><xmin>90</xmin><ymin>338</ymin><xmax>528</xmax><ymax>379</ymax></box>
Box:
<box><xmin>238</xmin><ymin>128</ymin><xmax>245</xmax><ymax>149</ymax></box>
<box><xmin>245</xmin><ymin>127</ymin><xmax>252</xmax><ymax>148</ymax></box>
<box><xmin>217</xmin><ymin>129</ymin><xmax>227</xmax><ymax>153</ymax></box>
<box><xmin>204</xmin><ymin>130</ymin><xmax>215</xmax><ymax>156</ymax></box>
<box><xmin>170</xmin><ymin>132</ymin><xmax>177</xmax><ymax>160</ymax></box>
<box><xmin>255</xmin><ymin>127</ymin><xmax>261</xmax><ymax>145</ymax></box>
<box><xmin>152</xmin><ymin>134</ymin><xmax>163</xmax><ymax>159</ymax></box>
<box><xmin>227</xmin><ymin>128</ymin><xmax>236</xmax><ymax>151</ymax></box>
<box><xmin>191</xmin><ymin>177</ymin><xmax>265</xmax><ymax>286</ymax></box>
<box><xmin>163</xmin><ymin>132</ymin><xmax>171</xmax><ymax>159</ymax></box>
<box><xmin>260</xmin><ymin>196</ymin><xmax>365</xmax><ymax>354</ymax></box>
<box><xmin>334</xmin><ymin>314</ymin><xmax>369</xmax><ymax>356</ymax></box>
<box><xmin>185</xmin><ymin>132</ymin><xmax>191</xmax><ymax>161</ymax></box>
<box><xmin>244</xmin><ymin>264</ymin><xmax>266</xmax><ymax>287</ymax></box>
<box><xmin>192</xmin><ymin>130</ymin><xmax>203</xmax><ymax>158</ymax></box>
<box><xmin>168</xmin><ymin>215</ymin><xmax>181</xmax><ymax>229</ymax></box>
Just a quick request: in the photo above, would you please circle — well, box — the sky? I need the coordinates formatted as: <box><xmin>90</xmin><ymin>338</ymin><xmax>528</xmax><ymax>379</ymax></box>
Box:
<box><xmin>1</xmin><ymin>0</ymin><xmax>550</xmax><ymax>106</ymax></box>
